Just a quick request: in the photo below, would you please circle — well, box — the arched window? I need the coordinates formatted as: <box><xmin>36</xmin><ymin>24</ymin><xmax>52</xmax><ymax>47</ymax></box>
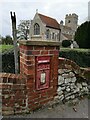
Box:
<box><xmin>34</xmin><ymin>23</ymin><xmax>40</xmax><ymax>35</ymax></box>
<box><xmin>52</xmin><ymin>33</ymin><xmax>55</xmax><ymax>39</ymax></box>
<box><xmin>46</xmin><ymin>29</ymin><xmax>50</xmax><ymax>39</ymax></box>
<box><xmin>68</xmin><ymin>20</ymin><xmax>71</xmax><ymax>23</ymax></box>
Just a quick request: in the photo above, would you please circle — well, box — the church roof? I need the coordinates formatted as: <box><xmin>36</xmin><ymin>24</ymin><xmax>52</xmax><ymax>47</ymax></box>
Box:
<box><xmin>38</xmin><ymin>13</ymin><xmax>60</xmax><ymax>30</ymax></box>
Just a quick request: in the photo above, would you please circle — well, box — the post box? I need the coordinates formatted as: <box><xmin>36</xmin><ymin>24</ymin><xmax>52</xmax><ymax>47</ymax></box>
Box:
<box><xmin>36</xmin><ymin>56</ymin><xmax>50</xmax><ymax>90</ymax></box>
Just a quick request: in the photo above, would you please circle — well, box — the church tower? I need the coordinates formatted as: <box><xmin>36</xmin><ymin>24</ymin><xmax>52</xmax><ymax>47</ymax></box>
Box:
<box><xmin>65</xmin><ymin>13</ymin><xmax>78</xmax><ymax>32</ymax></box>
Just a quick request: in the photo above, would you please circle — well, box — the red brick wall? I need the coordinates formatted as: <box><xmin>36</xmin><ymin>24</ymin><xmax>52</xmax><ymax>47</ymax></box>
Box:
<box><xmin>0</xmin><ymin>40</ymin><xmax>60</xmax><ymax>115</ymax></box>
<box><xmin>0</xmin><ymin>73</ymin><xmax>26</xmax><ymax>115</ymax></box>
<box><xmin>19</xmin><ymin>41</ymin><xmax>59</xmax><ymax>111</ymax></box>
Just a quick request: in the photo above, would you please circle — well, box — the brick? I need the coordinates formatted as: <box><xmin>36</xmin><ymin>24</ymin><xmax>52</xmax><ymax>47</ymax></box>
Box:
<box><xmin>32</xmin><ymin>50</ymin><xmax>40</xmax><ymax>55</ymax></box>
<box><xmin>24</xmin><ymin>68</ymin><xmax>35</xmax><ymax>75</ymax></box>
<box><xmin>49</xmin><ymin>50</ymin><xmax>59</xmax><ymax>55</ymax></box>
<box><xmin>3</xmin><ymin>77</ymin><xmax>7</xmax><ymax>83</ymax></box>
<box><xmin>25</xmin><ymin>50</ymin><xmax>32</xmax><ymax>55</ymax></box>
<box><xmin>20</xmin><ymin>48</ymin><xmax>24</xmax><ymax>54</ymax></box>
<box><xmin>24</xmin><ymin>63</ymin><xmax>34</xmax><ymax>69</ymax></box>
<box><xmin>27</xmin><ymin>78</ymin><xmax>34</xmax><ymax>83</ymax></box>
<box><xmin>45</xmin><ymin>46</ymin><xmax>56</xmax><ymax>50</ymax></box>
<box><xmin>28</xmin><ymin>94</ymin><xmax>40</xmax><ymax>102</ymax></box>
<box><xmin>41</xmin><ymin>92</ymin><xmax>47</xmax><ymax>97</ymax></box>
<box><xmin>34</xmin><ymin>46</ymin><xmax>44</xmax><ymax>50</ymax></box>
<box><xmin>20</xmin><ymin>57</ymin><xmax>25</xmax><ymax>63</ymax></box>
<box><xmin>28</xmin><ymin>103</ymin><xmax>39</xmax><ymax>111</ymax></box>
<box><xmin>24</xmin><ymin>61</ymin><xmax>35</xmax><ymax>66</ymax></box>
<box><xmin>23</xmin><ymin>46</ymin><xmax>33</xmax><ymax>50</ymax></box>
<box><xmin>25</xmin><ymin>74</ymin><xmax>35</xmax><ymax>80</ymax></box>
<box><xmin>40</xmin><ymin>97</ymin><xmax>53</xmax><ymax>105</ymax></box>
<box><xmin>2</xmin><ymin>84</ymin><xmax>12</xmax><ymax>89</ymax></box>
<box><xmin>25</xmin><ymin>56</ymin><xmax>35</xmax><ymax>61</ymax></box>
<box><xmin>41</xmin><ymin>50</ymin><xmax>48</xmax><ymax>55</ymax></box>
<box><xmin>26</xmin><ymin>85</ymin><xmax>35</xmax><ymax>91</ymax></box>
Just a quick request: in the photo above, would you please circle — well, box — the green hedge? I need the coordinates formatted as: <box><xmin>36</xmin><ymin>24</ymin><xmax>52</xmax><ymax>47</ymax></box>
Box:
<box><xmin>62</xmin><ymin>40</ymin><xmax>71</xmax><ymax>47</ymax></box>
<box><xmin>2</xmin><ymin>48</ymin><xmax>90</xmax><ymax>73</ymax></box>
<box><xmin>59</xmin><ymin>48</ymin><xmax>90</xmax><ymax>67</ymax></box>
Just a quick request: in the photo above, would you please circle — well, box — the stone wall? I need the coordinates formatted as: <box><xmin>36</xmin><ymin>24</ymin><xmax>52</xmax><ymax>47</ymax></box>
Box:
<box><xmin>0</xmin><ymin>40</ymin><xmax>90</xmax><ymax>115</ymax></box>
<box><xmin>56</xmin><ymin>57</ymin><xmax>90</xmax><ymax>103</ymax></box>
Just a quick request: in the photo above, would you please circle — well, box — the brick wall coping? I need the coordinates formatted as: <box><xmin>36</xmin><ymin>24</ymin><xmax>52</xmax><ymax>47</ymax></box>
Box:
<box><xmin>19</xmin><ymin>40</ymin><xmax>61</xmax><ymax>47</ymax></box>
<box><xmin>0</xmin><ymin>73</ymin><xmax>26</xmax><ymax>84</ymax></box>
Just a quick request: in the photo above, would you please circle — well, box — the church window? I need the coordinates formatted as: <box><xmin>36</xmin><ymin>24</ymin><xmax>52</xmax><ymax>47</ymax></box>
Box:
<box><xmin>52</xmin><ymin>33</ymin><xmax>55</xmax><ymax>39</ymax></box>
<box><xmin>34</xmin><ymin>23</ymin><xmax>40</xmax><ymax>35</ymax></box>
<box><xmin>68</xmin><ymin>20</ymin><xmax>71</xmax><ymax>23</ymax></box>
<box><xmin>46</xmin><ymin>29</ymin><xmax>50</xmax><ymax>39</ymax></box>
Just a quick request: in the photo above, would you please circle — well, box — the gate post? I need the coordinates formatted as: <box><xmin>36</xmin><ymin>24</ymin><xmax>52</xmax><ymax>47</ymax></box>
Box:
<box><xmin>19</xmin><ymin>40</ymin><xmax>60</xmax><ymax>111</ymax></box>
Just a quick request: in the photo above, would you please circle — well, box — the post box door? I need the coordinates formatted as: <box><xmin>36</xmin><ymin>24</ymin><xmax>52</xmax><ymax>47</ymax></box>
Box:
<box><xmin>36</xmin><ymin>56</ymin><xmax>50</xmax><ymax>90</ymax></box>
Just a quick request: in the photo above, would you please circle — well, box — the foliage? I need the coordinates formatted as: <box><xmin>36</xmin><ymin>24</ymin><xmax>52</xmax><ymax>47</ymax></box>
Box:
<box><xmin>59</xmin><ymin>48</ymin><xmax>90</xmax><ymax>67</ymax></box>
<box><xmin>74</xmin><ymin>21</ymin><xmax>90</xmax><ymax>48</ymax></box>
<box><xmin>2</xmin><ymin>35</ymin><xmax>13</xmax><ymax>45</ymax></box>
<box><xmin>62</xmin><ymin>40</ymin><xmax>71</xmax><ymax>47</ymax></box>
<box><xmin>17</xmin><ymin>20</ymin><xmax>31</xmax><ymax>40</ymax></box>
<box><xmin>0</xmin><ymin>45</ymin><xmax>13</xmax><ymax>53</ymax></box>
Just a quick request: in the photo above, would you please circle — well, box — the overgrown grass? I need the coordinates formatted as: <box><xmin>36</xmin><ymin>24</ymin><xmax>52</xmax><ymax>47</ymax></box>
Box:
<box><xmin>0</xmin><ymin>45</ymin><xmax>14</xmax><ymax>53</ymax></box>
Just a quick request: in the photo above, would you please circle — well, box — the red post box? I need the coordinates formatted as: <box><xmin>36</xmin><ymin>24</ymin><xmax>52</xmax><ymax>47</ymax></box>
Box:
<box><xmin>36</xmin><ymin>56</ymin><xmax>50</xmax><ymax>90</ymax></box>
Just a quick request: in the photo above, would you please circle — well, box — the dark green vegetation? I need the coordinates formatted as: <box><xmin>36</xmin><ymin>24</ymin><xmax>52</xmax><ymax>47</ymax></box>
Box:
<box><xmin>1</xmin><ymin>35</ymin><xmax>13</xmax><ymax>45</ymax></box>
<box><xmin>74</xmin><ymin>21</ymin><xmax>90</xmax><ymax>48</ymax></box>
<box><xmin>2</xmin><ymin>47</ymin><xmax>90</xmax><ymax>73</ymax></box>
<box><xmin>62</xmin><ymin>40</ymin><xmax>71</xmax><ymax>47</ymax></box>
<box><xmin>59</xmin><ymin>48</ymin><xmax>90</xmax><ymax>67</ymax></box>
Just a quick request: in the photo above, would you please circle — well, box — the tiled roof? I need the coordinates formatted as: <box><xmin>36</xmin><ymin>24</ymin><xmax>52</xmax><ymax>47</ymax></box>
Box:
<box><xmin>38</xmin><ymin>13</ymin><xmax>60</xmax><ymax>30</ymax></box>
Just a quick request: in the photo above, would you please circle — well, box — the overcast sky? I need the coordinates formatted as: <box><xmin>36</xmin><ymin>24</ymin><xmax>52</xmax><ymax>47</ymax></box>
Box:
<box><xmin>0</xmin><ymin>0</ymin><xmax>89</xmax><ymax>37</ymax></box>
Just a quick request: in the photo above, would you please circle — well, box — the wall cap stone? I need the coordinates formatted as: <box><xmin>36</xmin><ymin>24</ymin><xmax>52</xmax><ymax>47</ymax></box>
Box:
<box><xmin>19</xmin><ymin>40</ymin><xmax>61</xmax><ymax>47</ymax></box>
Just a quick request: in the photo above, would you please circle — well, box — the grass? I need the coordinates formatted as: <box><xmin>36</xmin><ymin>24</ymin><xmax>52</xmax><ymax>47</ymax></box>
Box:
<box><xmin>0</xmin><ymin>44</ymin><xmax>14</xmax><ymax>53</ymax></box>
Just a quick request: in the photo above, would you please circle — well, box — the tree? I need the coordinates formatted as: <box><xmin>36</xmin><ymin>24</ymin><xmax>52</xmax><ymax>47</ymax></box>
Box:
<box><xmin>74</xmin><ymin>21</ymin><xmax>90</xmax><ymax>48</ymax></box>
<box><xmin>17</xmin><ymin>20</ymin><xmax>31</xmax><ymax>40</ymax></box>
<box><xmin>62</xmin><ymin>40</ymin><xmax>71</xmax><ymax>47</ymax></box>
<box><xmin>10</xmin><ymin>11</ymin><xmax>19</xmax><ymax>74</ymax></box>
<box><xmin>2</xmin><ymin>35</ymin><xmax>13</xmax><ymax>45</ymax></box>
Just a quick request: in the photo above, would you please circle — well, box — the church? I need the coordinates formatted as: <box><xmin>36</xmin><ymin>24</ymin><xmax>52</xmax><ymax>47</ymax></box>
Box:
<box><xmin>29</xmin><ymin>11</ymin><xmax>78</xmax><ymax>46</ymax></box>
<box><xmin>30</xmin><ymin>11</ymin><xmax>61</xmax><ymax>41</ymax></box>
<box><xmin>60</xmin><ymin>13</ymin><xmax>78</xmax><ymax>42</ymax></box>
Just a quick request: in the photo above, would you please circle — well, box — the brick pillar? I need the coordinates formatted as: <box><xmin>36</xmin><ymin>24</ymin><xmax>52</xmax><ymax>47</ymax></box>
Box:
<box><xmin>19</xmin><ymin>40</ymin><xmax>60</xmax><ymax>111</ymax></box>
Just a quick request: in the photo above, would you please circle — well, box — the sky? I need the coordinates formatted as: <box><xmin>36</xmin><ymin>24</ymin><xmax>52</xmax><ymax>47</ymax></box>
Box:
<box><xmin>0</xmin><ymin>0</ymin><xmax>89</xmax><ymax>37</ymax></box>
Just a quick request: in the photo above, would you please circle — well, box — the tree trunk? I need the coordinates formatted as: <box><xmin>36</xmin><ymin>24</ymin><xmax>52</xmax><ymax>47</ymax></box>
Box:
<box><xmin>10</xmin><ymin>12</ymin><xmax>19</xmax><ymax>74</ymax></box>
